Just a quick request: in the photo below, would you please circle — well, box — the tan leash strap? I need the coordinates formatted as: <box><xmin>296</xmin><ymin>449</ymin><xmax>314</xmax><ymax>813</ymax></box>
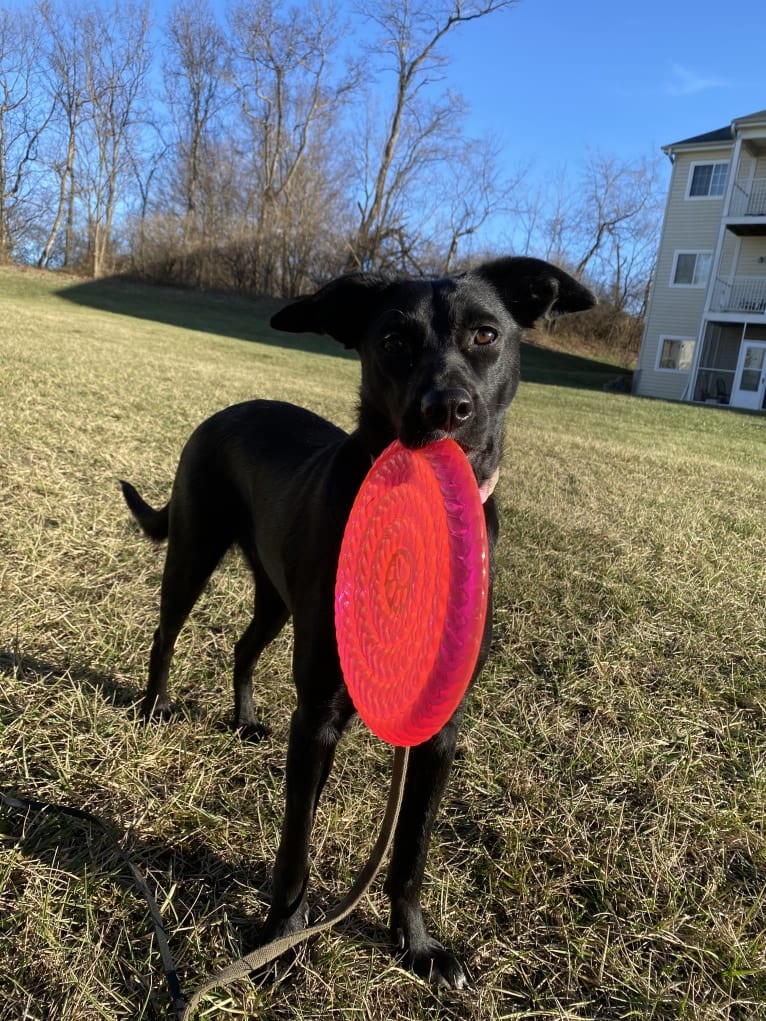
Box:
<box><xmin>181</xmin><ymin>743</ymin><xmax>409</xmax><ymax>1018</ymax></box>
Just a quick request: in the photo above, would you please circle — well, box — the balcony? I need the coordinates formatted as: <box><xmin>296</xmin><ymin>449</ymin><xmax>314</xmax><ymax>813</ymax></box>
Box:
<box><xmin>710</xmin><ymin>275</ymin><xmax>766</xmax><ymax>315</ymax></box>
<box><xmin>726</xmin><ymin>177</ymin><xmax>766</xmax><ymax>235</ymax></box>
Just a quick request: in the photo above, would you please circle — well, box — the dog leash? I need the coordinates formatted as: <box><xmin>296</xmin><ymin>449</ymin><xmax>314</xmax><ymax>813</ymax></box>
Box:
<box><xmin>181</xmin><ymin>744</ymin><xmax>409</xmax><ymax>1017</ymax></box>
<box><xmin>1</xmin><ymin>744</ymin><xmax>409</xmax><ymax>1019</ymax></box>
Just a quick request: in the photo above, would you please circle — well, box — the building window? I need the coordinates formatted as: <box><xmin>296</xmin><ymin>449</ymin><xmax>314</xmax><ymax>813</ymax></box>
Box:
<box><xmin>671</xmin><ymin>251</ymin><xmax>712</xmax><ymax>287</ymax></box>
<box><xmin>657</xmin><ymin>336</ymin><xmax>696</xmax><ymax>372</ymax></box>
<box><xmin>688</xmin><ymin>161</ymin><xmax>729</xmax><ymax>198</ymax></box>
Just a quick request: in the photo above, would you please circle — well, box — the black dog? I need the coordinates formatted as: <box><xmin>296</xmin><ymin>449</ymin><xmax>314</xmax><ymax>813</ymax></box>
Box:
<box><xmin>122</xmin><ymin>257</ymin><xmax>594</xmax><ymax>987</ymax></box>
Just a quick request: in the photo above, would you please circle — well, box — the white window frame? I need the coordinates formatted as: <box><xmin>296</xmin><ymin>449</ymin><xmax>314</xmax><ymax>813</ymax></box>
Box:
<box><xmin>656</xmin><ymin>335</ymin><xmax>696</xmax><ymax>373</ymax></box>
<box><xmin>686</xmin><ymin>160</ymin><xmax>729</xmax><ymax>200</ymax></box>
<box><xmin>670</xmin><ymin>250</ymin><xmax>712</xmax><ymax>288</ymax></box>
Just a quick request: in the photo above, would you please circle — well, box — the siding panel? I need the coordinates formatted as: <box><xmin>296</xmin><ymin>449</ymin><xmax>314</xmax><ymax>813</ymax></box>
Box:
<box><xmin>635</xmin><ymin>149</ymin><xmax>730</xmax><ymax>399</ymax></box>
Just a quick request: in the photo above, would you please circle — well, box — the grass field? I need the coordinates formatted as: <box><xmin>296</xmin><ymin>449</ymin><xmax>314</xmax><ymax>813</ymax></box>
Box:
<box><xmin>1</xmin><ymin>264</ymin><xmax>765</xmax><ymax>1020</ymax></box>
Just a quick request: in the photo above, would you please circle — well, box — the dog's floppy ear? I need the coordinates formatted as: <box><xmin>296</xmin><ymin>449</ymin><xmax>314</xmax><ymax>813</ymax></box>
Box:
<box><xmin>271</xmin><ymin>273</ymin><xmax>391</xmax><ymax>349</ymax></box>
<box><xmin>473</xmin><ymin>257</ymin><xmax>596</xmax><ymax>328</ymax></box>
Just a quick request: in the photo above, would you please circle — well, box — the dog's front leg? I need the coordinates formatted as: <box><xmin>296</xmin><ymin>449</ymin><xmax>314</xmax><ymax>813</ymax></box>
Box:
<box><xmin>384</xmin><ymin>715</ymin><xmax>469</xmax><ymax>989</ymax></box>
<box><xmin>261</xmin><ymin>701</ymin><xmax>342</xmax><ymax>939</ymax></box>
<box><xmin>266</xmin><ymin>714</ymin><xmax>316</xmax><ymax>934</ymax></box>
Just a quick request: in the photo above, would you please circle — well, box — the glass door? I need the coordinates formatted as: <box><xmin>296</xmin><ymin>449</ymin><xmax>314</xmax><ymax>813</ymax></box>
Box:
<box><xmin>731</xmin><ymin>341</ymin><xmax>766</xmax><ymax>410</ymax></box>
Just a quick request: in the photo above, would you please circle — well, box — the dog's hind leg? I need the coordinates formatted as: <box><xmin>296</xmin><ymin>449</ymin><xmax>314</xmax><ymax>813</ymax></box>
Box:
<box><xmin>142</xmin><ymin>521</ymin><xmax>231</xmax><ymax>719</ymax></box>
<box><xmin>232</xmin><ymin>560</ymin><xmax>290</xmax><ymax>739</ymax></box>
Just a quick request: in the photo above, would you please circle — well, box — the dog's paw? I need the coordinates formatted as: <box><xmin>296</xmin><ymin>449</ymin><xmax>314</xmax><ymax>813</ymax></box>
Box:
<box><xmin>139</xmin><ymin>697</ymin><xmax>172</xmax><ymax>722</ymax></box>
<box><xmin>234</xmin><ymin>718</ymin><xmax>271</xmax><ymax>743</ymax></box>
<box><xmin>395</xmin><ymin>930</ymin><xmax>471</xmax><ymax>990</ymax></box>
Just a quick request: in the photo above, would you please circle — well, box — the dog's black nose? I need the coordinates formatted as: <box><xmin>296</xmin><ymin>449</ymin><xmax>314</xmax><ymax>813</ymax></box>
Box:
<box><xmin>420</xmin><ymin>388</ymin><xmax>474</xmax><ymax>433</ymax></box>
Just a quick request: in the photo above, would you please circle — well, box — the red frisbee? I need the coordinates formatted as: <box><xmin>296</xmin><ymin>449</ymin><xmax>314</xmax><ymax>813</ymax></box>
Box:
<box><xmin>335</xmin><ymin>439</ymin><xmax>489</xmax><ymax>747</ymax></box>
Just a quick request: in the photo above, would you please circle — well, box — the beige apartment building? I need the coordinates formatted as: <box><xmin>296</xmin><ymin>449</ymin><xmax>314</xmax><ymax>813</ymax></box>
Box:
<box><xmin>634</xmin><ymin>109</ymin><xmax>766</xmax><ymax>411</ymax></box>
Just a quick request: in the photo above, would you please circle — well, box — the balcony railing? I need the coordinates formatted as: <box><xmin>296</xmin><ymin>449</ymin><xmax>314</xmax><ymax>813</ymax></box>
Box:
<box><xmin>729</xmin><ymin>178</ymin><xmax>766</xmax><ymax>217</ymax></box>
<box><xmin>710</xmin><ymin>275</ymin><xmax>766</xmax><ymax>314</ymax></box>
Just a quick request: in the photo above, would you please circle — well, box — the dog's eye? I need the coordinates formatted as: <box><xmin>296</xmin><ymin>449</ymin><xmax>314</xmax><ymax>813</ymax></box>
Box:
<box><xmin>381</xmin><ymin>334</ymin><xmax>406</xmax><ymax>354</ymax></box>
<box><xmin>473</xmin><ymin>326</ymin><xmax>498</xmax><ymax>346</ymax></box>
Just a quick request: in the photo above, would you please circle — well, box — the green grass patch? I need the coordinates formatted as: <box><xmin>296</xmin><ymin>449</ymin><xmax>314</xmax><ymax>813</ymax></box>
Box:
<box><xmin>2</xmin><ymin>266</ymin><xmax>766</xmax><ymax>1019</ymax></box>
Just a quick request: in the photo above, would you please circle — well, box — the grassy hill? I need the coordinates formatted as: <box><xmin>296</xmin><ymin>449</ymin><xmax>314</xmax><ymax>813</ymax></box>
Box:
<box><xmin>55</xmin><ymin>270</ymin><xmax>634</xmax><ymax>390</ymax></box>
<box><xmin>1</xmin><ymin>265</ymin><xmax>765</xmax><ymax>1020</ymax></box>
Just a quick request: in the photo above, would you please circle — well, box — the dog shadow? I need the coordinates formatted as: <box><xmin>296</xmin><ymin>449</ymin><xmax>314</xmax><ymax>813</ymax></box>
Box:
<box><xmin>0</xmin><ymin>646</ymin><xmax>141</xmax><ymax>710</ymax></box>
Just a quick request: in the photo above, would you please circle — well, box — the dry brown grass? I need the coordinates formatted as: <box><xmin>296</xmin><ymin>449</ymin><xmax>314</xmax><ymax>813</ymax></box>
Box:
<box><xmin>2</xmin><ymin>267</ymin><xmax>766</xmax><ymax>1019</ymax></box>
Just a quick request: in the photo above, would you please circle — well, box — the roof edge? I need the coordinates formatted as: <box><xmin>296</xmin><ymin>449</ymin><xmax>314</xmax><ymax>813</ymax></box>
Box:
<box><xmin>664</xmin><ymin>126</ymin><xmax>733</xmax><ymax>152</ymax></box>
<box><xmin>732</xmin><ymin>108</ymin><xmax>766</xmax><ymax>129</ymax></box>
<box><xmin>664</xmin><ymin>108</ymin><xmax>766</xmax><ymax>152</ymax></box>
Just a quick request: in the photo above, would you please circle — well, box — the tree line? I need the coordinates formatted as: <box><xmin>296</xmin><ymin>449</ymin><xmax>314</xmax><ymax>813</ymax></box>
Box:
<box><xmin>0</xmin><ymin>0</ymin><xmax>662</xmax><ymax>339</ymax></box>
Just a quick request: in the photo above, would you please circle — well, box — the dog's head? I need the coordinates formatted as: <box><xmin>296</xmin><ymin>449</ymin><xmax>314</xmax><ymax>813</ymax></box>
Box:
<box><xmin>271</xmin><ymin>257</ymin><xmax>595</xmax><ymax>489</ymax></box>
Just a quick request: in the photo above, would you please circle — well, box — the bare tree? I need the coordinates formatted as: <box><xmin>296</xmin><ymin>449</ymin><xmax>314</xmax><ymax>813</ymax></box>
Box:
<box><xmin>36</xmin><ymin>1</ymin><xmax>90</xmax><ymax>268</ymax></box>
<box><xmin>508</xmin><ymin>151</ymin><xmax>663</xmax><ymax>357</ymax></box>
<box><xmin>228</xmin><ymin>0</ymin><xmax>357</xmax><ymax>293</ymax></box>
<box><xmin>513</xmin><ymin>152</ymin><xmax>663</xmax><ymax>317</ymax></box>
<box><xmin>78</xmin><ymin>0</ymin><xmax>152</xmax><ymax>277</ymax></box>
<box><xmin>0</xmin><ymin>7</ymin><xmax>51</xmax><ymax>262</ymax></box>
<box><xmin>347</xmin><ymin>0</ymin><xmax>517</xmax><ymax>272</ymax></box>
<box><xmin>162</xmin><ymin>0</ymin><xmax>227</xmax><ymax>283</ymax></box>
<box><xmin>439</xmin><ymin>140</ymin><xmax>526</xmax><ymax>275</ymax></box>
<box><xmin>572</xmin><ymin>151</ymin><xmax>663</xmax><ymax>315</ymax></box>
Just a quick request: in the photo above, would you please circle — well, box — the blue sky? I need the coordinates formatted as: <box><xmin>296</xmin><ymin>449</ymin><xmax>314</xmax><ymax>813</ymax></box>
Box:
<box><xmin>151</xmin><ymin>0</ymin><xmax>763</xmax><ymax>211</ymax></box>
<box><xmin>440</xmin><ymin>0</ymin><xmax>764</xmax><ymax>185</ymax></box>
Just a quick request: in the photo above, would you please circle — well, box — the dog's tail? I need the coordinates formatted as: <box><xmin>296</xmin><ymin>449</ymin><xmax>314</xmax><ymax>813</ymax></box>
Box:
<box><xmin>120</xmin><ymin>481</ymin><xmax>170</xmax><ymax>542</ymax></box>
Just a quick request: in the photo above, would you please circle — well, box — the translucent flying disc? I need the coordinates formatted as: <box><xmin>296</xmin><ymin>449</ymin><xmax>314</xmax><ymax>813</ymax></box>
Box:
<box><xmin>335</xmin><ymin>439</ymin><xmax>489</xmax><ymax>747</ymax></box>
